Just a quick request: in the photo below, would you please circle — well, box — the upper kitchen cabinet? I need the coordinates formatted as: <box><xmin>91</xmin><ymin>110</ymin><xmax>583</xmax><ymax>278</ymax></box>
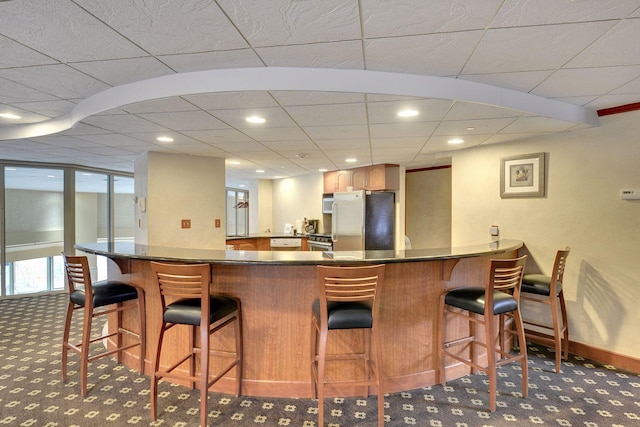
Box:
<box><xmin>351</xmin><ymin>164</ymin><xmax>400</xmax><ymax>191</ymax></box>
<box><xmin>323</xmin><ymin>170</ymin><xmax>353</xmax><ymax>193</ymax></box>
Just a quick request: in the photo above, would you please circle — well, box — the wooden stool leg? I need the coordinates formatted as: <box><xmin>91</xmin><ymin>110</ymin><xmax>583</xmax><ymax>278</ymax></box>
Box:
<box><xmin>80</xmin><ymin>304</ymin><xmax>93</xmax><ymax>397</ymax></box>
<box><xmin>61</xmin><ymin>301</ymin><xmax>74</xmax><ymax>383</ymax></box>
<box><xmin>316</xmin><ymin>328</ymin><xmax>328</xmax><ymax>427</ymax></box>
<box><xmin>559</xmin><ymin>290</ymin><xmax>570</xmax><ymax>362</ymax></box>
<box><xmin>200</xmin><ymin>324</ymin><xmax>210</xmax><ymax>427</ymax></box>
<box><xmin>310</xmin><ymin>320</ymin><xmax>318</xmax><ymax>399</ymax></box>
<box><xmin>234</xmin><ymin>312</ymin><xmax>243</xmax><ymax>397</ymax></box>
<box><xmin>513</xmin><ymin>309</ymin><xmax>528</xmax><ymax>398</ymax></box>
<box><xmin>437</xmin><ymin>294</ymin><xmax>447</xmax><ymax>385</ymax></box>
<box><xmin>150</xmin><ymin>324</ymin><xmax>166</xmax><ymax>421</ymax></box>
<box><xmin>484</xmin><ymin>311</ymin><xmax>496</xmax><ymax>412</ymax></box>
<box><xmin>372</xmin><ymin>325</ymin><xmax>385</xmax><ymax>427</ymax></box>
<box><xmin>550</xmin><ymin>292</ymin><xmax>562</xmax><ymax>373</ymax></box>
<box><xmin>137</xmin><ymin>289</ymin><xmax>146</xmax><ymax>374</ymax></box>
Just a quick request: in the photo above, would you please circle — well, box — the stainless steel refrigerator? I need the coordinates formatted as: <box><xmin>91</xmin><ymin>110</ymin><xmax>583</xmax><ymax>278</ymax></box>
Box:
<box><xmin>331</xmin><ymin>190</ymin><xmax>395</xmax><ymax>251</ymax></box>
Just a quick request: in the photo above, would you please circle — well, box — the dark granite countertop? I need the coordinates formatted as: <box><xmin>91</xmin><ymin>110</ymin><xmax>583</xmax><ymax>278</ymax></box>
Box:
<box><xmin>225</xmin><ymin>234</ymin><xmax>308</xmax><ymax>240</ymax></box>
<box><xmin>76</xmin><ymin>239</ymin><xmax>523</xmax><ymax>266</ymax></box>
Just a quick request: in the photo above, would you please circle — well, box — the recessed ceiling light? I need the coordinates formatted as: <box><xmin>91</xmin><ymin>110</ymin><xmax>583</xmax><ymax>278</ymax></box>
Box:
<box><xmin>256</xmin><ymin>169</ymin><xmax>265</xmax><ymax>173</ymax></box>
<box><xmin>296</xmin><ymin>153</ymin><xmax>309</xmax><ymax>159</ymax></box>
<box><xmin>466</xmin><ymin>127</ymin><xmax>475</xmax><ymax>131</ymax></box>
<box><xmin>156</xmin><ymin>136</ymin><xmax>174</xmax><ymax>142</ymax></box>
<box><xmin>318</xmin><ymin>168</ymin><xmax>328</xmax><ymax>172</ymax></box>
<box><xmin>448</xmin><ymin>138</ymin><xmax>464</xmax><ymax>144</ymax></box>
<box><xmin>397</xmin><ymin>109</ymin><xmax>419</xmax><ymax>118</ymax></box>
<box><xmin>246</xmin><ymin>116</ymin><xmax>266</xmax><ymax>124</ymax></box>
<box><xmin>346</xmin><ymin>158</ymin><xmax>357</xmax><ymax>163</ymax></box>
<box><xmin>0</xmin><ymin>113</ymin><xmax>21</xmax><ymax>119</ymax></box>
<box><xmin>228</xmin><ymin>160</ymin><xmax>241</xmax><ymax>165</ymax></box>
<box><xmin>238</xmin><ymin>184</ymin><xmax>246</xmax><ymax>188</ymax></box>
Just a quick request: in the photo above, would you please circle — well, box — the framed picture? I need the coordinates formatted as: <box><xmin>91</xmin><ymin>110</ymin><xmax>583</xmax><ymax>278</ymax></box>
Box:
<box><xmin>500</xmin><ymin>152</ymin><xmax>546</xmax><ymax>198</ymax></box>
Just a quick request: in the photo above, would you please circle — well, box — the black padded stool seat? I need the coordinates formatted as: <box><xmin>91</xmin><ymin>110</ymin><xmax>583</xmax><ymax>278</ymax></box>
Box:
<box><xmin>164</xmin><ymin>296</ymin><xmax>238</xmax><ymax>326</ymax></box>
<box><xmin>444</xmin><ymin>287</ymin><xmax>518</xmax><ymax>315</ymax></box>
<box><xmin>521</xmin><ymin>274</ymin><xmax>556</xmax><ymax>296</ymax></box>
<box><xmin>311</xmin><ymin>264</ymin><xmax>386</xmax><ymax>427</ymax></box>
<box><xmin>61</xmin><ymin>254</ymin><xmax>146</xmax><ymax>397</ymax></box>
<box><xmin>520</xmin><ymin>248</ymin><xmax>570</xmax><ymax>373</ymax></box>
<box><xmin>150</xmin><ymin>262</ymin><xmax>242</xmax><ymax>427</ymax></box>
<box><xmin>438</xmin><ymin>256</ymin><xmax>528</xmax><ymax>412</ymax></box>
<box><xmin>70</xmin><ymin>281</ymin><xmax>139</xmax><ymax>307</ymax></box>
<box><xmin>311</xmin><ymin>300</ymin><xmax>372</xmax><ymax>329</ymax></box>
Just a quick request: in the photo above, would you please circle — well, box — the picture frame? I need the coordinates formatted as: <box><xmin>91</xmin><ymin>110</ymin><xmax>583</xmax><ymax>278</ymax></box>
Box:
<box><xmin>500</xmin><ymin>152</ymin><xmax>546</xmax><ymax>198</ymax></box>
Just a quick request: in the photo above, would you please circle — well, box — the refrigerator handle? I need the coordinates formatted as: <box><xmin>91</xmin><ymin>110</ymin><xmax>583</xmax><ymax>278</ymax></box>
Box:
<box><xmin>331</xmin><ymin>202</ymin><xmax>337</xmax><ymax>242</ymax></box>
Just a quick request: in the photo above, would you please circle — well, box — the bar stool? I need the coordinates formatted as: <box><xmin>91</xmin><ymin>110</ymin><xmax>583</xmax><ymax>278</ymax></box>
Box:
<box><xmin>61</xmin><ymin>253</ymin><xmax>146</xmax><ymax>397</ymax></box>
<box><xmin>150</xmin><ymin>262</ymin><xmax>242</xmax><ymax>427</ymax></box>
<box><xmin>521</xmin><ymin>247</ymin><xmax>570</xmax><ymax>373</ymax></box>
<box><xmin>311</xmin><ymin>264</ymin><xmax>386</xmax><ymax>427</ymax></box>
<box><xmin>438</xmin><ymin>256</ymin><xmax>527</xmax><ymax>412</ymax></box>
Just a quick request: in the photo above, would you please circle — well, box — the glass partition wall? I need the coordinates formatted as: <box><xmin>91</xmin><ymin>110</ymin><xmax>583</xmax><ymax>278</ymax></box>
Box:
<box><xmin>0</xmin><ymin>163</ymin><xmax>133</xmax><ymax>298</ymax></box>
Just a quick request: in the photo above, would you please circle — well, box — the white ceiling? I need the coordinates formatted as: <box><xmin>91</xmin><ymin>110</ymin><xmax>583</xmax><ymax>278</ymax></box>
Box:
<box><xmin>1</xmin><ymin>0</ymin><xmax>640</xmax><ymax>188</ymax></box>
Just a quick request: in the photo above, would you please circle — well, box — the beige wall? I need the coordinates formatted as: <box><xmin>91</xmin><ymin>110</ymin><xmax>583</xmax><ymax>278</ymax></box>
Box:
<box><xmin>406</xmin><ymin>167</ymin><xmax>451</xmax><ymax>249</ymax></box>
<box><xmin>135</xmin><ymin>152</ymin><xmax>226</xmax><ymax>249</ymax></box>
<box><xmin>272</xmin><ymin>173</ymin><xmax>325</xmax><ymax>234</ymax></box>
<box><xmin>450</xmin><ymin>111</ymin><xmax>640</xmax><ymax>358</ymax></box>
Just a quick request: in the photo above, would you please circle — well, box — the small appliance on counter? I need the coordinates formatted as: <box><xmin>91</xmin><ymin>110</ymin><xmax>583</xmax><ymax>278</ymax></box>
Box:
<box><xmin>305</xmin><ymin>219</ymin><xmax>319</xmax><ymax>234</ymax></box>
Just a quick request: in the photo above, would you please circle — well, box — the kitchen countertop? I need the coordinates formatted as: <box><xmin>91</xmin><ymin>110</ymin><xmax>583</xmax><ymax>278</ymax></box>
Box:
<box><xmin>225</xmin><ymin>234</ymin><xmax>309</xmax><ymax>240</ymax></box>
<box><xmin>76</xmin><ymin>239</ymin><xmax>522</xmax><ymax>266</ymax></box>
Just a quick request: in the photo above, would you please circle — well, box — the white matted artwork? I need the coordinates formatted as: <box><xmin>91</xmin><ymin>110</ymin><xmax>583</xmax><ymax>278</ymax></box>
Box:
<box><xmin>500</xmin><ymin>152</ymin><xmax>546</xmax><ymax>198</ymax></box>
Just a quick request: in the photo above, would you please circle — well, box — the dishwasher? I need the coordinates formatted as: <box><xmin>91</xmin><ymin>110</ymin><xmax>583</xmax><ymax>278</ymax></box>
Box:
<box><xmin>270</xmin><ymin>238</ymin><xmax>302</xmax><ymax>251</ymax></box>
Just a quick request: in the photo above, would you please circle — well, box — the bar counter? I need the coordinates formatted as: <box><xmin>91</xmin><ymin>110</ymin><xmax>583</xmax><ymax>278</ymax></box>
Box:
<box><xmin>76</xmin><ymin>239</ymin><xmax>523</xmax><ymax>398</ymax></box>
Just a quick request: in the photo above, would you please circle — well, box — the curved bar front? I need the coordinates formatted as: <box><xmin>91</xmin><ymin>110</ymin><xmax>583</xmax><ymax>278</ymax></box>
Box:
<box><xmin>76</xmin><ymin>240</ymin><xmax>523</xmax><ymax>398</ymax></box>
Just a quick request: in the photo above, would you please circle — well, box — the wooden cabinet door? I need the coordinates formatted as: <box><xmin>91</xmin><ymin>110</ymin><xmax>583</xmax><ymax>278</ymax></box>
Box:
<box><xmin>323</xmin><ymin>171</ymin><xmax>338</xmax><ymax>193</ymax></box>
<box><xmin>336</xmin><ymin>170</ymin><xmax>352</xmax><ymax>192</ymax></box>
<box><xmin>367</xmin><ymin>164</ymin><xmax>400</xmax><ymax>191</ymax></box>
<box><xmin>351</xmin><ymin>167</ymin><xmax>367</xmax><ymax>190</ymax></box>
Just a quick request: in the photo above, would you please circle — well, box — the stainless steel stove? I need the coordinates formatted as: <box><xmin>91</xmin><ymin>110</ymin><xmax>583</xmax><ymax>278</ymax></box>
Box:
<box><xmin>307</xmin><ymin>233</ymin><xmax>333</xmax><ymax>251</ymax></box>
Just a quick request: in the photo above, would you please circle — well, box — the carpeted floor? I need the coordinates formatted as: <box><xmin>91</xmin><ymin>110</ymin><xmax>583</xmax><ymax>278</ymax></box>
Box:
<box><xmin>1</xmin><ymin>293</ymin><xmax>639</xmax><ymax>426</ymax></box>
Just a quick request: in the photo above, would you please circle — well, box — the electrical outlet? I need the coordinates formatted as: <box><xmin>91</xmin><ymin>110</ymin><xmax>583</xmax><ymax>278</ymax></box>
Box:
<box><xmin>181</xmin><ymin>219</ymin><xmax>191</xmax><ymax>229</ymax></box>
<box><xmin>215</xmin><ymin>219</ymin><xmax>221</xmax><ymax>228</ymax></box>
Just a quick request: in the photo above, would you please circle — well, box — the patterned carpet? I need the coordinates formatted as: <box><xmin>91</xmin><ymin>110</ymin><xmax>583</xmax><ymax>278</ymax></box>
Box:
<box><xmin>1</xmin><ymin>293</ymin><xmax>639</xmax><ymax>426</ymax></box>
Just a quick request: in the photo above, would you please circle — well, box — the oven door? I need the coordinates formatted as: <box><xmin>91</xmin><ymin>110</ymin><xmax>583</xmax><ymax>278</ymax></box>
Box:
<box><xmin>307</xmin><ymin>240</ymin><xmax>333</xmax><ymax>252</ymax></box>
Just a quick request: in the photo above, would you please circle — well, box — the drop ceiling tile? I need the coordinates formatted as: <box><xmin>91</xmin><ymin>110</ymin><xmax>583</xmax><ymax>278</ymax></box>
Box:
<box><xmin>77</xmin><ymin>0</ymin><xmax>248</xmax><ymax>54</ymax></box>
<box><xmin>124</xmin><ymin>132</ymin><xmax>203</xmax><ymax>147</ymax></box>
<box><xmin>208</xmin><ymin>141</ymin><xmax>269</xmax><ymax>153</ymax></box>
<box><xmin>74</xmin><ymin>133</ymin><xmax>153</xmax><ymax>147</ymax></box>
<box><xmin>80</xmin><ymin>114</ymin><xmax>169</xmax><ymax>133</ymax></box>
<box><xmin>369</xmin><ymin>122</ymin><xmax>438</xmax><ymax>139</ymax></box>
<box><xmin>463</xmin><ymin>22</ymin><xmax>616</xmax><ymax>74</ymax></box>
<box><xmin>182</xmin><ymin>129</ymin><xmax>255</xmax><ymax>144</ymax></box>
<box><xmin>421</xmin><ymin>134</ymin><xmax>488</xmax><ymax>152</ymax></box>
<box><xmin>611</xmin><ymin>75</ymin><xmax>640</xmax><ymax>94</ymax></box>
<box><xmin>210</xmin><ymin>106</ymin><xmax>297</xmax><ymax>128</ymax></box>
<box><xmin>273</xmin><ymin>91</ymin><xmax>364</xmax><ymax>106</ymax></box>
<box><xmin>370</xmin><ymin>137</ymin><xmax>426</xmax><ymax>149</ymax></box>
<box><xmin>77</xmin><ymin>146</ymin><xmax>141</xmax><ymax>156</ymax></box>
<box><xmin>362</xmin><ymin>0</ymin><xmax>502</xmax><ymax>37</ymax></box>
<box><xmin>0</xmin><ymin>1</ymin><xmax>145</xmax><ymax>61</ymax></box>
<box><xmin>500</xmin><ymin>116</ymin><xmax>575</xmax><ymax>133</ymax></box>
<box><xmin>256</xmin><ymin>41</ymin><xmax>364</xmax><ymax>68</ymax></box>
<box><xmin>314</xmin><ymin>139</ymin><xmax>370</xmax><ymax>150</ymax></box>
<box><xmin>121</xmin><ymin>97</ymin><xmax>200</xmax><ymax>114</ymax></box>
<box><xmin>304</xmin><ymin>125</ymin><xmax>369</xmax><ymax>140</ymax></box>
<box><xmin>586</xmin><ymin>93</ymin><xmax>640</xmax><ymax>109</ymax></box>
<box><xmin>241</xmin><ymin>127</ymin><xmax>309</xmax><ymax>142</ymax></box>
<box><xmin>482</xmin><ymin>133</ymin><xmax>540</xmax><ymax>145</ymax></box>
<box><xmin>137</xmin><ymin>111</ymin><xmax>228</xmax><ymax>131</ymax></box>
<box><xmin>0</xmin><ymin>77</ymin><xmax>58</xmax><ymax>103</ymax></box>
<box><xmin>260</xmin><ymin>140</ymin><xmax>318</xmax><ymax>151</ymax></box>
<box><xmin>218</xmin><ymin>0</ymin><xmax>360</xmax><ymax>47</ymax></box>
<box><xmin>185</xmin><ymin>92</ymin><xmax>278</xmax><ymax>110</ymax></box>
<box><xmin>434</xmin><ymin>118</ymin><xmax>517</xmax><ymax>135</ymax></box>
<box><xmin>0</xmin><ymin>64</ymin><xmax>110</xmax><ymax>99</ymax></box>
<box><xmin>71</xmin><ymin>58</ymin><xmax>175</xmax><ymax>86</ymax></box>
<box><xmin>157</xmin><ymin>50</ymin><xmax>265</xmax><ymax>73</ymax></box>
<box><xmin>532</xmin><ymin>66</ymin><xmax>640</xmax><ymax>98</ymax></box>
<box><xmin>365</xmin><ymin>31</ymin><xmax>483</xmax><ymax>76</ymax></box>
<box><xmin>491</xmin><ymin>0</ymin><xmax>639</xmax><ymax>27</ymax></box>
<box><xmin>286</xmin><ymin>103</ymin><xmax>367</xmax><ymax>126</ymax></box>
<box><xmin>58</xmin><ymin>123</ymin><xmax>111</xmax><ymax>136</ymax></box>
<box><xmin>0</xmin><ymin>35</ymin><xmax>58</xmax><ymax>68</ymax></box>
<box><xmin>168</xmin><ymin>144</ymin><xmax>226</xmax><ymax>156</ymax></box>
<box><xmin>12</xmin><ymin>100</ymin><xmax>77</xmax><ymax>118</ymax></box>
<box><xmin>367</xmin><ymin>98</ymin><xmax>453</xmax><ymax>123</ymax></box>
<box><xmin>567</xmin><ymin>18</ymin><xmax>640</xmax><ymax>68</ymax></box>
<box><xmin>371</xmin><ymin>148</ymin><xmax>421</xmax><ymax>163</ymax></box>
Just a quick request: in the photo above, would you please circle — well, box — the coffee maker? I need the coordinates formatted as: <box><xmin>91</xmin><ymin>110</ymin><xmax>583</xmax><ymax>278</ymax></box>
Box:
<box><xmin>305</xmin><ymin>219</ymin><xmax>319</xmax><ymax>234</ymax></box>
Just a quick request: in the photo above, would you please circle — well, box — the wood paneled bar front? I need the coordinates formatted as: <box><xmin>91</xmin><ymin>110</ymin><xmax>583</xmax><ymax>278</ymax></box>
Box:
<box><xmin>76</xmin><ymin>239</ymin><xmax>523</xmax><ymax>398</ymax></box>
